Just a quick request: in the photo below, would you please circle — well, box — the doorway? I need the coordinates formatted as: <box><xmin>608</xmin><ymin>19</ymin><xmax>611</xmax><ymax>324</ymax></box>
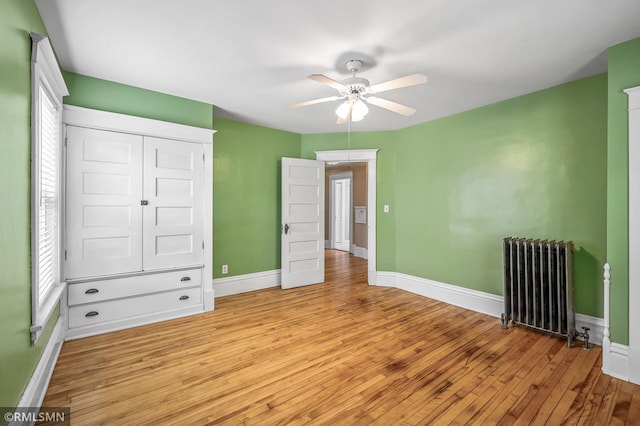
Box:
<box><xmin>329</xmin><ymin>171</ymin><xmax>352</xmax><ymax>252</ymax></box>
<box><xmin>315</xmin><ymin>149</ymin><xmax>378</xmax><ymax>285</ymax></box>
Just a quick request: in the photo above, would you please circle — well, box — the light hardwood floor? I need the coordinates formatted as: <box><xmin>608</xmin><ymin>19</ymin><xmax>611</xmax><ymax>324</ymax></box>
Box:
<box><xmin>43</xmin><ymin>250</ymin><xmax>640</xmax><ymax>425</ymax></box>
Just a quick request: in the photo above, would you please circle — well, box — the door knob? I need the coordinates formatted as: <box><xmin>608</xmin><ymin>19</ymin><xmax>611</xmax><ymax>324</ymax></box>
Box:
<box><xmin>284</xmin><ymin>223</ymin><xmax>290</xmax><ymax>235</ymax></box>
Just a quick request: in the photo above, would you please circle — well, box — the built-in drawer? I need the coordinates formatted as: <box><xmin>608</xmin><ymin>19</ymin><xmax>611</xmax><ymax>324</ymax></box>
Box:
<box><xmin>68</xmin><ymin>287</ymin><xmax>202</xmax><ymax>328</ymax></box>
<box><xmin>68</xmin><ymin>268</ymin><xmax>202</xmax><ymax>306</ymax></box>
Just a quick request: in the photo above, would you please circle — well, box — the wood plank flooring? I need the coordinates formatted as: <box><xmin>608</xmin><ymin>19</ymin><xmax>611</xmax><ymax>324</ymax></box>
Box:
<box><xmin>43</xmin><ymin>250</ymin><xmax>640</xmax><ymax>425</ymax></box>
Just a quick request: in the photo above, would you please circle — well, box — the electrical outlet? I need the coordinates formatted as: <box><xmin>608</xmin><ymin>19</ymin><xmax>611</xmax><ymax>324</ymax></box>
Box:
<box><xmin>222</xmin><ymin>264</ymin><xmax>228</xmax><ymax>274</ymax></box>
<box><xmin>384</xmin><ymin>204</ymin><xmax>390</xmax><ymax>213</ymax></box>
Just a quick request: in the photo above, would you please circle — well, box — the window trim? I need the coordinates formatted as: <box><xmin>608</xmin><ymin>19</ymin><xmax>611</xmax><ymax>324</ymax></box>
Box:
<box><xmin>30</xmin><ymin>33</ymin><xmax>68</xmax><ymax>344</ymax></box>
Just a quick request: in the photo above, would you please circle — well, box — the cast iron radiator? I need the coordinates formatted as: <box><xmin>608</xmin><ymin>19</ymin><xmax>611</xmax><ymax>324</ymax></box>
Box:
<box><xmin>501</xmin><ymin>237</ymin><xmax>576</xmax><ymax>347</ymax></box>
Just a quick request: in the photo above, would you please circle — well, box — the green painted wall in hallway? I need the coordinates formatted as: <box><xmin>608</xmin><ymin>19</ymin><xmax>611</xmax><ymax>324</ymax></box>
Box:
<box><xmin>606</xmin><ymin>37</ymin><xmax>640</xmax><ymax>344</ymax></box>
<box><xmin>213</xmin><ymin>117</ymin><xmax>301</xmax><ymax>278</ymax></box>
<box><xmin>0</xmin><ymin>0</ymin><xmax>58</xmax><ymax>409</ymax></box>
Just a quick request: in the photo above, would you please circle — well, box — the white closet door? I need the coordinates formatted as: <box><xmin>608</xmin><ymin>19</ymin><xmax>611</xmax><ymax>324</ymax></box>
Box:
<box><xmin>65</xmin><ymin>126</ymin><xmax>143</xmax><ymax>279</ymax></box>
<box><xmin>142</xmin><ymin>137</ymin><xmax>204</xmax><ymax>270</ymax></box>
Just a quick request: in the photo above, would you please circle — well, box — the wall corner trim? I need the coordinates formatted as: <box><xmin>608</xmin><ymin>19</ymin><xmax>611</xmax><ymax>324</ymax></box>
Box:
<box><xmin>15</xmin><ymin>317</ymin><xmax>64</xmax><ymax>413</ymax></box>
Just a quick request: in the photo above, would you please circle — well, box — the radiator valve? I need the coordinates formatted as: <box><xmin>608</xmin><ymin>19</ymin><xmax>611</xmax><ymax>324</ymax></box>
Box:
<box><xmin>577</xmin><ymin>326</ymin><xmax>591</xmax><ymax>350</ymax></box>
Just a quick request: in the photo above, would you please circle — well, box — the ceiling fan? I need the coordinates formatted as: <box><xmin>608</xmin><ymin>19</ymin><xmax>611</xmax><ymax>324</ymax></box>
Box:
<box><xmin>287</xmin><ymin>59</ymin><xmax>427</xmax><ymax>124</ymax></box>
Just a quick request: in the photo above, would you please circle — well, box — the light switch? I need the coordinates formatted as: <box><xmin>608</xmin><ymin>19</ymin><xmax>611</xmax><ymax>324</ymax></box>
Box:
<box><xmin>384</xmin><ymin>204</ymin><xmax>390</xmax><ymax>213</ymax></box>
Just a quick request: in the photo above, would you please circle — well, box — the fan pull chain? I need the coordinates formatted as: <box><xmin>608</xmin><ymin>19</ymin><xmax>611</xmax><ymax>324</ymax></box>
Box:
<box><xmin>347</xmin><ymin>113</ymin><xmax>351</xmax><ymax>161</ymax></box>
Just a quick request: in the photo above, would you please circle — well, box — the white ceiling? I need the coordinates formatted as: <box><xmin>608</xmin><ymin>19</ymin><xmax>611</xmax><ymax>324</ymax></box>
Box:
<box><xmin>36</xmin><ymin>0</ymin><xmax>640</xmax><ymax>134</ymax></box>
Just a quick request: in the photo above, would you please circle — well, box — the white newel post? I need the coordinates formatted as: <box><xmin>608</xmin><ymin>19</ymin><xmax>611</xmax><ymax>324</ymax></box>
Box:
<box><xmin>602</xmin><ymin>263</ymin><xmax>611</xmax><ymax>375</ymax></box>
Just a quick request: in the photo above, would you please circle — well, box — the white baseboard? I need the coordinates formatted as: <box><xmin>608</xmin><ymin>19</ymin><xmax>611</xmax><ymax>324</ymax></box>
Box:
<box><xmin>15</xmin><ymin>316</ymin><xmax>64</xmax><ymax>413</ymax></box>
<box><xmin>376</xmin><ymin>271</ymin><xmax>604</xmax><ymax>345</ymax></box>
<box><xmin>575</xmin><ymin>313</ymin><xmax>604</xmax><ymax>346</ymax></box>
<box><xmin>601</xmin><ymin>336</ymin><xmax>639</xmax><ymax>385</ymax></box>
<box><xmin>352</xmin><ymin>245</ymin><xmax>368</xmax><ymax>259</ymax></box>
<box><xmin>603</xmin><ymin>343</ymin><xmax>630</xmax><ymax>381</ymax></box>
<box><xmin>204</xmin><ymin>288</ymin><xmax>215</xmax><ymax>311</ymax></box>
<box><xmin>212</xmin><ymin>269</ymin><xmax>281</xmax><ymax>297</ymax></box>
<box><xmin>376</xmin><ymin>271</ymin><xmax>503</xmax><ymax>318</ymax></box>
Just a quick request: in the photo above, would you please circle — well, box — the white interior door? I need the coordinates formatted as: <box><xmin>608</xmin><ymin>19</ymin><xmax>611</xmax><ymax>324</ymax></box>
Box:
<box><xmin>281</xmin><ymin>157</ymin><xmax>325</xmax><ymax>289</ymax></box>
<box><xmin>333</xmin><ymin>178</ymin><xmax>351</xmax><ymax>251</ymax></box>
<box><xmin>142</xmin><ymin>137</ymin><xmax>204</xmax><ymax>270</ymax></box>
<box><xmin>329</xmin><ymin>171</ymin><xmax>353</xmax><ymax>252</ymax></box>
<box><xmin>65</xmin><ymin>126</ymin><xmax>143</xmax><ymax>279</ymax></box>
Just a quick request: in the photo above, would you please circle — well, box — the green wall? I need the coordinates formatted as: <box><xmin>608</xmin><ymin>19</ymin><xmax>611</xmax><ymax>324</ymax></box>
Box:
<box><xmin>0</xmin><ymin>0</ymin><xmax>59</xmax><ymax>409</ymax></box>
<box><xmin>302</xmin><ymin>74</ymin><xmax>608</xmax><ymax>319</ymax></box>
<box><xmin>213</xmin><ymin>117</ymin><xmax>300</xmax><ymax>278</ymax></box>
<box><xmin>63</xmin><ymin>72</ymin><xmax>213</xmax><ymax>129</ymax></box>
<box><xmin>394</xmin><ymin>74</ymin><xmax>607</xmax><ymax>318</ymax></box>
<box><xmin>607</xmin><ymin>37</ymin><xmax>640</xmax><ymax>345</ymax></box>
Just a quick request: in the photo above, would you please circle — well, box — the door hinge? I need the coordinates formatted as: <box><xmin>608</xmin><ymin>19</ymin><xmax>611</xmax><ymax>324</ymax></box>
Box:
<box><xmin>64</xmin><ymin>138</ymin><xmax>68</xmax><ymax>147</ymax></box>
<box><xmin>202</xmin><ymin>240</ymin><xmax>205</xmax><ymax>250</ymax></box>
<box><xmin>64</xmin><ymin>250</ymin><xmax>67</xmax><ymax>260</ymax></box>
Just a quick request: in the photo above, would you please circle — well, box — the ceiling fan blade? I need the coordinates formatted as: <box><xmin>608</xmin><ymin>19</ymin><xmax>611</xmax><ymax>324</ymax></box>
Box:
<box><xmin>368</xmin><ymin>74</ymin><xmax>427</xmax><ymax>94</ymax></box>
<box><xmin>309</xmin><ymin>74</ymin><xmax>349</xmax><ymax>92</ymax></box>
<box><xmin>365</xmin><ymin>96</ymin><xmax>416</xmax><ymax>116</ymax></box>
<box><xmin>286</xmin><ymin>96</ymin><xmax>342</xmax><ymax>109</ymax></box>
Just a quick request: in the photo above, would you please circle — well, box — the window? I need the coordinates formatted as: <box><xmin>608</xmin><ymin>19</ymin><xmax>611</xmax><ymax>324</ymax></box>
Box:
<box><xmin>30</xmin><ymin>33</ymin><xmax>68</xmax><ymax>343</ymax></box>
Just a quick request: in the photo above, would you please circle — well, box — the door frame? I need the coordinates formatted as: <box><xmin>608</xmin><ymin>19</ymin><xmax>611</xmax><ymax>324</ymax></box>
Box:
<box><xmin>328</xmin><ymin>171</ymin><xmax>353</xmax><ymax>252</ymax></box>
<box><xmin>315</xmin><ymin>149</ymin><xmax>378</xmax><ymax>285</ymax></box>
<box><xmin>626</xmin><ymin>86</ymin><xmax>640</xmax><ymax>384</ymax></box>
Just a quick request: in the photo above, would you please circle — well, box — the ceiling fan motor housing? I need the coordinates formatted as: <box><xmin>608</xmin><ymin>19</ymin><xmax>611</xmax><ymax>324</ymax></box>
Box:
<box><xmin>345</xmin><ymin>59</ymin><xmax>363</xmax><ymax>73</ymax></box>
<box><xmin>340</xmin><ymin>77</ymin><xmax>370</xmax><ymax>96</ymax></box>
<box><xmin>341</xmin><ymin>60</ymin><xmax>369</xmax><ymax>95</ymax></box>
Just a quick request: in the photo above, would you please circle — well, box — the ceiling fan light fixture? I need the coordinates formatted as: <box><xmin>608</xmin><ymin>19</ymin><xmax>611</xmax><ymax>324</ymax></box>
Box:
<box><xmin>335</xmin><ymin>101</ymin><xmax>352</xmax><ymax>120</ymax></box>
<box><xmin>352</xmin><ymin>99</ymin><xmax>368</xmax><ymax>121</ymax></box>
<box><xmin>336</xmin><ymin>98</ymin><xmax>369</xmax><ymax>121</ymax></box>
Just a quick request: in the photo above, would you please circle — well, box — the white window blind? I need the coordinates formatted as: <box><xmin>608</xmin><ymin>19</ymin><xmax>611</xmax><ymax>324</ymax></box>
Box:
<box><xmin>37</xmin><ymin>85</ymin><xmax>59</xmax><ymax>305</ymax></box>
<box><xmin>30</xmin><ymin>33</ymin><xmax>68</xmax><ymax>343</ymax></box>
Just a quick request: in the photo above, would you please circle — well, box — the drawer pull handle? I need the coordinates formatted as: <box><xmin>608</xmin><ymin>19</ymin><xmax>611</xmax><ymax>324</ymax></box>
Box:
<box><xmin>180</xmin><ymin>277</ymin><xmax>191</xmax><ymax>282</ymax></box>
<box><xmin>85</xmin><ymin>288</ymin><xmax>99</xmax><ymax>294</ymax></box>
<box><xmin>179</xmin><ymin>295</ymin><xmax>189</xmax><ymax>301</ymax></box>
<box><xmin>85</xmin><ymin>311</ymin><xmax>99</xmax><ymax>317</ymax></box>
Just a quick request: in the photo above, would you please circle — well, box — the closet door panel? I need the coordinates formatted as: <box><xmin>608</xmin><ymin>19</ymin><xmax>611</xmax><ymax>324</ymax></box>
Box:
<box><xmin>65</xmin><ymin>126</ymin><xmax>143</xmax><ymax>278</ymax></box>
<box><xmin>143</xmin><ymin>137</ymin><xmax>204</xmax><ymax>270</ymax></box>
